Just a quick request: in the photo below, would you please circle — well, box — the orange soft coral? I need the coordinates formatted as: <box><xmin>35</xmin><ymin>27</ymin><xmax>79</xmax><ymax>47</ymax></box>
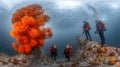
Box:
<box><xmin>10</xmin><ymin>4</ymin><xmax>52</xmax><ymax>55</ymax></box>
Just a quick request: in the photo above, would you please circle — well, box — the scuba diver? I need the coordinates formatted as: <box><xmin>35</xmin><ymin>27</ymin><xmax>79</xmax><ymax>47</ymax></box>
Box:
<box><xmin>95</xmin><ymin>20</ymin><xmax>107</xmax><ymax>47</ymax></box>
<box><xmin>83</xmin><ymin>21</ymin><xmax>92</xmax><ymax>41</ymax></box>
<box><xmin>64</xmin><ymin>45</ymin><xmax>72</xmax><ymax>62</ymax></box>
<box><xmin>50</xmin><ymin>44</ymin><xmax>58</xmax><ymax>61</ymax></box>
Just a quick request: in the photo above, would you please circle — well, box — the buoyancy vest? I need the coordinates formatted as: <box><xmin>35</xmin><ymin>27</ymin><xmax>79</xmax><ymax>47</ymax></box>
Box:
<box><xmin>69</xmin><ymin>48</ymin><xmax>72</xmax><ymax>56</ymax></box>
<box><xmin>50</xmin><ymin>47</ymin><xmax>57</xmax><ymax>55</ymax></box>
<box><xmin>97</xmin><ymin>22</ymin><xmax>107</xmax><ymax>31</ymax></box>
<box><xmin>64</xmin><ymin>48</ymin><xmax>70</xmax><ymax>56</ymax></box>
<box><xmin>83</xmin><ymin>22</ymin><xmax>91</xmax><ymax>31</ymax></box>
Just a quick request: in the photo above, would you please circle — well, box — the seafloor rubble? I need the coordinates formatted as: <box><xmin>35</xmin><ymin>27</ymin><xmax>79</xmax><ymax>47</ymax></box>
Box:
<box><xmin>1</xmin><ymin>37</ymin><xmax>120</xmax><ymax>67</ymax></box>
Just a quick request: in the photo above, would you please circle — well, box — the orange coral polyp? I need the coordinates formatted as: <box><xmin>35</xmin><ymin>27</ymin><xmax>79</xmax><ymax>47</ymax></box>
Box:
<box><xmin>30</xmin><ymin>39</ymin><xmax>38</xmax><ymax>48</ymax></box>
<box><xmin>29</xmin><ymin>28</ymin><xmax>39</xmax><ymax>38</ymax></box>
<box><xmin>10</xmin><ymin>30</ymin><xmax>16</xmax><ymax>37</ymax></box>
<box><xmin>39</xmin><ymin>39</ymin><xmax>44</xmax><ymax>47</ymax></box>
<box><xmin>24</xmin><ymin>45</ymin><xmax>32</xmax><ymax>54</ymax></box>
<box><xmin>12</xmin><ymin>42</ymin><xmax>18</xmax><ymax>50</ymax></box>
<box><xmin>16</xmin><ymin>36</ymin><xmax>29</xmax><ymax>44</ymax></box>
<box><xmin>22</xmin><ymin>16</ymin><xmax>36</xmax><ymax>26</ymax></box>
<box><xmin>18</xmin><ymin>45</ymin><xmax>25</xmax><ymax>53</ymax></box>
